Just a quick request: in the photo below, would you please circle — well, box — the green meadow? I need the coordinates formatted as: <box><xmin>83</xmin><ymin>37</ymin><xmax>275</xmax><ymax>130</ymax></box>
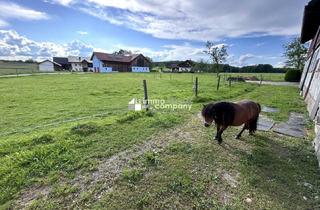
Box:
<box><xmin>0</xmin><ymin>73</ymin><xmax>318</xmax><ymax>209</ymax></box>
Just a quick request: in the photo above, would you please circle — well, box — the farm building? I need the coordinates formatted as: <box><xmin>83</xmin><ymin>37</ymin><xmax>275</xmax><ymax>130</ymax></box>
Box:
<box><xmin>53</xmin><ymin>57</ymin><xmax>71</xmax><ymax>70</ymax></box>
<box><xmin>68</xmin><ymin>56</ymin><xmax>84</xmax><ymax>72</ymax></box>
<box><xmin>171</xmin><ymin>60</ymin><xmax>194</xmax><ymax>72</ymax></box>
<box><xmin>91</xmin><ymin>52</ymin><xmax>150</xmax><ymax>73</ymax></box>
<box><xmin>82</xmin><ymin>58</ymin><xmax>93</xmax><ymax>72</ymax></box>
<box><xmin>38</xmin><ymin>60</ymin><xmax>62</xmax><ymax>72</ymax></box>
<box><xmin>299</xmin><ymin>0</ymin><xmax>320</xmax><ymax>165</ymax></box>
<box><xmin>53</xmin><ymin>56</ymin><xmax>93</xmax><ymax>72</ymax></box>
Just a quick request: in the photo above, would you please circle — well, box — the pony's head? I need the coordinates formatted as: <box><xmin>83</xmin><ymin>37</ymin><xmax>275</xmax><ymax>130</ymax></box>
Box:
<box><xmin>201</xmin><ymin>104</ymin><xmax>216</xmax><ymax>127</ymax></box>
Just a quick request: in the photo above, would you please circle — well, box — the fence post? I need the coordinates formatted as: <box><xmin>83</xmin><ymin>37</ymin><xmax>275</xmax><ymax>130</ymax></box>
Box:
<box><xmin>143</xmin><ymin>80</ymin><xmax>149</xmax><ymax>111</ymax></box>
<box><xmin>194</xmin><ymin>77</ymin><xmax>198</xmax><ymax>97</ymax></box>
<box><xmin>217</xmin><ymin>75</ymin><xmax>221</xmax><ymax>91</ymax></box>
<box><xmin>229</xmin><ymin>79</ymin><xmax>231</xmax><ymax>87</ymax></box>
<box><xmin>259</xmin><ymin>74</ymin><xmax>263</xmax><ymax>86</ymax></box>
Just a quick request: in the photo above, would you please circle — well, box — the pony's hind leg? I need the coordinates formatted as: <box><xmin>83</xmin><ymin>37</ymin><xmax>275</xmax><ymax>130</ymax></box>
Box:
<box><xmin>249</xmin><ymin>116</ymin><xmax>259</xmax><ymax>135</ymax></box>
<box><xmin>236</xmin><ymin>124</ymin><xmax>248</xmax><ymax>139</ymax></box>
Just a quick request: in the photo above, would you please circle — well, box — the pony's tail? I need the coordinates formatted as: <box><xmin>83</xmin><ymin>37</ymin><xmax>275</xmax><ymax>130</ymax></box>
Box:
<box><xmin>257</xmin><ymin>103</ymin><xmax>261</xmax><ymax>113</ymax></box>
<box><xmin>249</xmin><ymin>116</ymin><xmax>259</xmax><ymax>134</ymax></box>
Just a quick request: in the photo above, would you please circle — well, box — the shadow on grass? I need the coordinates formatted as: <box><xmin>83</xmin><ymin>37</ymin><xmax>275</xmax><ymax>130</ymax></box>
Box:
<box><xmin>231</xmin><ymin>133</ymin><xmax>320</xmax><ymax>209</ymax></box>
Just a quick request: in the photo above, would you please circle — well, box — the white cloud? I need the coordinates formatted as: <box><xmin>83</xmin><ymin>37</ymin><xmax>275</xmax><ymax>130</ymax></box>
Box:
<box><xmin>0</xmin><ymin>2</ymin><xmax>49</xmax><ymax>28</ymax></box>
<box><xmin>0</xmin><ymin>30</ymin><xmax>284</xmax><ymax>67</ymax></box>
<box><xmin>111</xmin><ymin>43</ymin><xmax>207</xmax><ymax>62</ymax></box>
<box><xmin>0</xmin><ymin>19</ymin><xmax>8</xmax><ymax>27</ymax></box>
<box><xmin>238</xmin><ymin>54</ymin><xmax>256</xmax><ymax>66</ymax></box>
<box><xmin>77</xmin><ymin>31</ymin><xmax>88</xmax><ymax>35</ymax></box>
<box><xmin>0</xmin><ymin>30</ymin><xmax>93</xmax><ymax>61</ymax></box>
<box><xmin>45</xmin><ymin>0</ymin><xmax>308</xmax><ymax>41</ymax></box>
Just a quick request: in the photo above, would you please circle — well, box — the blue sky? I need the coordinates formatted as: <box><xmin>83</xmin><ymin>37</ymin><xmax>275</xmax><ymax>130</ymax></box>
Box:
<box><xmin>0</xmin><ymin>0</ymin><xmax>309</xmax><ymax>66</ymax></box>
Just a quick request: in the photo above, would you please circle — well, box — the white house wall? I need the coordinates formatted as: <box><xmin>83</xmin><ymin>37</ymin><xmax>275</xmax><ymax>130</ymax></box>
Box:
<box><xmin>92</xmin><ymin>55</ymin><xmax>112</xmax><ymax>73</ymax></box>
<box><xmin>132</xmin><ymin>66</ymin><xmax>149</xmax><ymax>72</ymax></box>
<box><xmin>71</xmin><ymin>63</ymin><xmax>83</xmax><ymax>72</ymax></box>
<box><xmin>39</xmin><ymin>61</ymin><xmax>54</xmax><ymax>72</ymax></box>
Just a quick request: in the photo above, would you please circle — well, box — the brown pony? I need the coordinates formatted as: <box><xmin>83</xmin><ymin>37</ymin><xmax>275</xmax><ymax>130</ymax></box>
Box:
<box><xmin>201</xmin><ymin>100</ymin><xmax>261</xmax><ymax>144</ymax></box>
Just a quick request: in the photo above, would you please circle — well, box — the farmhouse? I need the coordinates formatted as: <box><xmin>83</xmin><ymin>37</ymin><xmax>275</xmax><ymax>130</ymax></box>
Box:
<box><xmin>53</xmin><ymin>56</ymin><xmax>93</xmax><ymax>72</ymax></box>
<box><xmin>171</xmin><ymin>60</ymin><xmax>194</xmax><ymax>72</ymax></box>
<box><xmin>53</xmin><ymin>57</ymin><xmax>71</xmax><ymax>70</ymax></box>
<box><xmin>38</xmin><ymin>60</ymin><xmax>62</xmax><ymax>72</ymax></box>
<box><xmin>91</xmin><ymin>52</ymin><xmax>150</xmax><ymax>73</ymax></box>
<box><xmin>299</xmin><ymin>0</ymin><xmax>320</xmax><ymax>165</ymax></box>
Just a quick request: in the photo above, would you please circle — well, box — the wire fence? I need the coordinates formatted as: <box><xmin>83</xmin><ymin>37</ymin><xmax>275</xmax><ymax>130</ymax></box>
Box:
<box><xmin>0</xmin><ymin>62</ymin><xmax>39</xmax><ymax>76</ymax></box>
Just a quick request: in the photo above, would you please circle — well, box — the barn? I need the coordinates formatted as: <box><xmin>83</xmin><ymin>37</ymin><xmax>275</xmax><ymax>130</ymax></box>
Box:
<box><xmin>38</xmin><ymin>60</ymin><xmax>62</xmax><ymax>72</ymax></box>
<box><xmin>91</xmin><ymin>52</ymin><xmax>150</xmax><ymax>73</ymax></box>
<box><xmin>171</xmin><ymin>60</ymin><xmax>194</xmax><ymax>72</ymax></box>
<box><xmin>299</xmin><ymin>0</ymin><xmax>320</xmax><ymax>165</ymax></box>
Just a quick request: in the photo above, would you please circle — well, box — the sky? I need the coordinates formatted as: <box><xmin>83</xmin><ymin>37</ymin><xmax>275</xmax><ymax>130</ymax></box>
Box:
<box><xmin>0</xmin><ymin>0</ymin><xmax>310</xmax><ymax>66</ymax></box>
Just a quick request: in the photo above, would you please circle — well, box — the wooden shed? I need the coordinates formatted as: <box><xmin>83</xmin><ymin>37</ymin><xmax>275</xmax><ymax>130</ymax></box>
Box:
<box><xmin>299</xmin><ymin>0</ymin><xmax>320</xmax><ymax>166</ymax></box>
<box><xmin>38</xmin><ymin>60</ymin><xmax>62</xmax><ymax>72</ymax></box>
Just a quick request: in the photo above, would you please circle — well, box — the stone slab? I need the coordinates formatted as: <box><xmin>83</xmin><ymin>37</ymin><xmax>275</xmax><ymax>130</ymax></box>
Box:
<box><xmin>257</xmin><ymin>115</ymin><xmax>274</xmax><ymax>131</ymax></box>
<box><xmin>272</xmin><ymin>112</ymin><xmax>307</xmax><ymax>138</ymax></box>
<box><xmin>262</xmin><ymin>106</ymin><xmax>279</xmax><ymax>113</ymax></box>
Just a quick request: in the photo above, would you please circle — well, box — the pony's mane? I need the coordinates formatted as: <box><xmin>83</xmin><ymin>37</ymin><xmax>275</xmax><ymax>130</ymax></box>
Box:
<box><xmin>202</xmin><ymin>102</ymin><xmax>235</xmax><ymax>125</ymax></box>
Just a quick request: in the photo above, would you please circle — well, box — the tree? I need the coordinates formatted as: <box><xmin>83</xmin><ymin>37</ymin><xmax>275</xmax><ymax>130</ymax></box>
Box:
<box><xmin>113</xmin><ymin>49</ymin><xmax>132</xmax><ymax>56</ymax></box>
<box><xmin>145</xmin><ymin>56</ymin><xmax>154</xmax><ymax>70</ymax></box>
<box><xmin>283</xmin><ymin>37</ymin><xmax>308</xmax><ymax>71</ymax></box>
<box><xmin>204</xmin><ymin>41</ymin><xmax>228</xmax><ymax>76</ymax></box>
<box><xmin>25</xmin><ymin>58</ymin><xmax>35</xmax><ymax>63</ymax></box>
<box><xmin>192</xmin><ymin>59</ymin><xmax>208</xmax><ymax>72</ymax></box>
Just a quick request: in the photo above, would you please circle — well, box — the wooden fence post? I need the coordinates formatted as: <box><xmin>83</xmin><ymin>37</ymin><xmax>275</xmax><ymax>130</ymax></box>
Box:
<box><xmin>194</xmin><ymin>77</ymin><xmax>198</xmax><ymax>97</ymax></box>
<box><xmin>143</xmin><ymin>80</ymin><xmax>149</xmax><ymax>111</ymax></box>
<box><xmin>259</xmin><ymin>74</ymin><xmax>263</xmax><ymax>86</ymax></box>
<box><xmin>217</xmin><ymin>75</ymin><xmax>221</xmax><ymax>91</ymax></box>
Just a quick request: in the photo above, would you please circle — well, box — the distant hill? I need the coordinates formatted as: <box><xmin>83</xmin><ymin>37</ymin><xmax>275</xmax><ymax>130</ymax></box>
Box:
<box><xmin>153</xmin><ymin>60</ymin><xmax>286</xmax><ymax>73</ymax></box>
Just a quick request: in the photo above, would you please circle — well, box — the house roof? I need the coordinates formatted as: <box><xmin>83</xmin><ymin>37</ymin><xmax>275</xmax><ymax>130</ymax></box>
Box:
<box><xmin>91</xmin><ymin>52</ymin><xmax>146</xmax><ymax>63</ymax></box>
<box><xmin>82</xmin><ymin>58</ymin><xmax>92</xmax><ymax>64</ymax></box>
<box><xmin>68</xmin><ymin>56</ymin><xmax>83</xmax><ymax>63</ymax></box>
<box><xmin>53</xmin><ymin>57</ymin><xmax>69</xmax><ymax>65</ymax></box>
<box><xmin>38</xmin><ymin>59</ymin><xmax>62</xmax><ymax>66</ymax></box>
<box><xmin>170</xmin><ymin>63</ymin><xmax>179</xmax><ymax>68</ymax></box>
<box><xmin>301</xmin><ymin>0</ymin><xmax>320</xmax><ymax>43</ymax></box>
<box><xmin>178</xmin><ymin>60</ymin><xmax>193</xmax><ymax>67</ymax></box>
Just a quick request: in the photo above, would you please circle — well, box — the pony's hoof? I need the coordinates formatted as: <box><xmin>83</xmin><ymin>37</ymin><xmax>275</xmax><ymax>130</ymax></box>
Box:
<box><xmin>217</xmin><ymin>139</ymin><xmax>223</xmax><ymax>144</ymax></box>
<box><xmin>235</xmin><ymin>136</ymin><xmax>241</xmax><ymax>140</ymax></box>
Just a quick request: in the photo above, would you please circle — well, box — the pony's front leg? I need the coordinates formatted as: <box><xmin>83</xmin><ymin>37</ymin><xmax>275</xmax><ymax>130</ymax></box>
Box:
<box><xmin>214</xmin><ymin>124</ymin><xmax>221</xmax><ymax>140</ymax></box>
<box><xmin>217</xmin><ymin>126</ymin><xmax>227</xmax><ymax>144</ymax></box>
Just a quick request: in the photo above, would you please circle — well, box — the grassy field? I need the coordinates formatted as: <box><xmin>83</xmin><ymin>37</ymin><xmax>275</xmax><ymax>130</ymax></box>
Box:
<box><xmin>0</xmin><ymin>73</ymin><xmax>318</xmax><ymax>209</ymax></box>
<box><xmin>0</xmin><ymin>62</ymin><xmax>39</xmax><ymax>75</ymax></box>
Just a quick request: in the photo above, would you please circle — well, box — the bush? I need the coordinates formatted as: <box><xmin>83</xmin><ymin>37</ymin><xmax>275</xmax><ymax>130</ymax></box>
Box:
<box><xmin>285</xmin><ymin>70</ymin><xmax>301</xmax><ymax>82</ymax></box>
